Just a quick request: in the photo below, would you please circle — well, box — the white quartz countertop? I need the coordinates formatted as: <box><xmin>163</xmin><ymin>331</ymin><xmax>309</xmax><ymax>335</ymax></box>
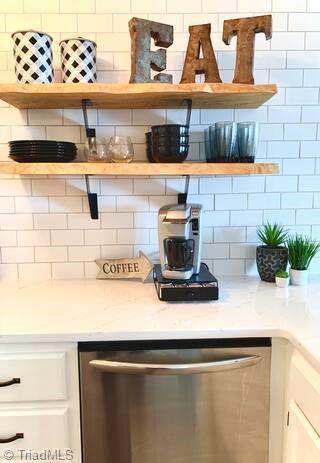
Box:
<box><xmin>0</xmin><ymin>276</ymin><xmax>319</xmax><ymax>370</ymax></box>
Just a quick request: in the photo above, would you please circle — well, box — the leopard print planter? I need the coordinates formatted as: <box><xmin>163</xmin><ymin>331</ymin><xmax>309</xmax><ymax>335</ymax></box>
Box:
<box><xmin>256</xmin><ymin>246</ymin><xmax>288</xmax><ymax>283</ymax></box>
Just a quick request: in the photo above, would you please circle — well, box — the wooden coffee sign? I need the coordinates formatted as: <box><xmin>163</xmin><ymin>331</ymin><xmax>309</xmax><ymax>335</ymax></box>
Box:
<box><xmin>129</xmin><ymin>15</ymin><xmax>272</xmax><ymax>85</ymax></box>
<box><xmin>96</xmin><ymin>252</ymin><xmax>153</xmax><ymax>282</ymax></box>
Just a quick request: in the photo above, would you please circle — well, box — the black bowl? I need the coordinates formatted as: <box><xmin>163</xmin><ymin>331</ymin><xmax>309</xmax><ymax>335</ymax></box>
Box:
<box><xmin>145</xmin><ymin>132</ymin><xmax>155</xmax><ymax>163</ymax></box>
<box><xmin>151</xmin><ymin>124</ymin><xmax>189</xmax><ymax>137</ymax></box>
<box><xmin>151</xmin><ymin>144</ymin><xmax>189</xmax><ymax>163</ymax></box>
<box><xmin>151</xmin><ymin>134</ymin><xmax>189</xmax><ymax>145</ymax></box>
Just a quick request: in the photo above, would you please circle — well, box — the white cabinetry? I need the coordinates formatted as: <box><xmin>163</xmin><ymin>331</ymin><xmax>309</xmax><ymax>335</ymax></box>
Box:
<box><xmin>0</xmin><ymin>344</ymin><xmax>81</xmax><ymax>463</ymax></box>
<box><xmin>284</xmin><ymin>351</ymin><xmax>320</xmax><ymax>463</ymax></box>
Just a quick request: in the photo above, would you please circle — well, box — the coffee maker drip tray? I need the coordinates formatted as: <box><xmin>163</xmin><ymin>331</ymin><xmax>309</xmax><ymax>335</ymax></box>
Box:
<box><xmin>153</xmin><ymin>263</ymin><xmax>219</xmax><ymax>302</ymax></box>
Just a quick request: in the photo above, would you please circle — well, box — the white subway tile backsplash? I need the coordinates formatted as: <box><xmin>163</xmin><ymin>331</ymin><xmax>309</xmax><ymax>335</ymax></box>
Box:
<box><xmin>0</xmin><ymin>214</ymin><xmax>33</xmax><ymax>230</ymax></box>
<box><xmin>18</xmin><ymin>263</ymin><xmax>51</xmax><ymax>280</ymax></box>
<box><xmin>42</xmin><ymin>14</ymin><xmax>77</xmax><ymax>32</ymax></box>
<box><xmin>248</xmin><ymin>193</ymin><xmax>281</xmax><ymax>209</ymax></box>
<box><xmin>266</xmin><ymin>175</ymin><xmax>298</xmax><ymax>192</ymax></box>
<box><xmin>117</xmin><ymin>196</ymin><xmax>149</xmax><ymax>212</ymax></box>
<box><xmin>230</xmin><ymin>243</ymin><xmax>256</xmax><ymax>259</ymax></box>
<box><xmin>299</xmin><ymin>175</ymin><xmax>320</xmax><ymax>191</ymax></box>
<box><xmin>214</xmin><ymin>260</ymin><xmax>245</xmax><ymax>276</ymax></box>
<box><xmin>302</xmin><ymin>106</ymin><xmax>320</xmax><ymax>122</ymax></box>
<box><xmin>287</xmin><ymin>51</ymin><xmax>320</xmax><ymax>68</ymax></box>
<box><xmin>268</xmin><ymin>106</ymin><xmax>301</xmax><ymax>123</ymax></box>
<box><xmin>283</xmin><ymin>159</ymin><xmax>315</xmax><ymax>174</ymax></box>
<box><xmin>267</xmin><ymin>141</ymin><xmax>300</xmax><ymax>158</ymax></box>
<box><xmin>2</xmin><ymin>247</ymin><xmax>34</xmax><ymax>263</ymax></box>
<box><xmin>84</xmin><ymin>229</ymin><xmax>116</xmax><ymax>245</ymax></box>
<box><xmin>214</xmin><ymin>226</ymin><xmax>245</xmax><ymax>243</ymax></box>
<box><xmin>15</xmin><ymin>197</ymin><xmax>49</xmax><ymax>213</ymax></box>
<box><xmin>300</xmin><ymin>141</ymin><xmax>320</xmax><ymax>157</ymax></box>
<box><xmin>286</xmin><ymin>88</ymin><xmax>319</xmax><ymax>105</ymax></box>
<box><xmin>0</xmin><ymin>2</ymin><xmax>318</xmax><ymax>279</ymax></box>
<box><xmin>0</xmin><ymin>196</ymin><xmax>14</xmax><ymax>212</ymax></box>
<box><xmin>238</xmin><ymin>0</ymin><xmax>271</xmax><ymax>11</ymax></box>
<box><xmin>202</xmin><ymin>0</ymin><xmax>237</xmax><ymax>13</ymax></box>
<box><xmin>282</xmin><ymin>192</ymin><xmax>313</xmax><ymax>208</ymax></box>
<box><xmin>28</xmin><ymin>109</ymin><xmax>62</xmax><ymax>126</ymax></box>
<box><xmin>308</xmin><ymin>0</ymin><xmax>320</xmax><ymax>12</ymax></box>
<box><xmin>304</xmin><ymin>70</ymin><xmax>320</xmax><ymax>86</ymax></box>
<box><xmin>215</xmin><ymin>194</ymin><xmax>247</xmax><ymax>210</ymax></box>
<box><xmin>32</xmin><ymin>179</ymin><xmax>65</xmax><ymax>197</ymax></box>
<box><xmin>271</xmin><ymin>32</ymin><xmax>305</xmax><ymax>50</ymax></box>
<box><xmin>51</xmin><ymin>230</ymin><xmax>84</xmax><ymax>246</ymax></box>
<box><xmin>306</xmin><ymin>32</ymin><xmax>320</xmax><ymax>49</ymax></box>
<box><xmin>134</xmin><ymin>212</ymin><xmax>157</xmax><ymax>228</ymax></box>
<box><xmin>35</xmin><ymin>246</ymin><xmax>67</xmax><ymax>263</ymax></box>
<box><xmin>34</xmin><ymin>214</ymin><xmax>67</xmax><ymax>230</ymax></box>
<box><xmin>52</xmin><ymin>263</ymin><xmax>84</xmax><ymax>279</ymax></box>
<box><xmin>46</xmin><ymin>127</ymin><xmax>80</xmax><ymax>143</ymax></box>
<box><xmin>296</xmin><ymin>209</ymin><xmax>320</xmax><ymax>224</ymax></box>
<box><xmin>118</xmin><ymin>229</ymin><xmax>149</xmax><ymax>245</ymax></box>
<box><xmin>233</xmin><ymin>177</ymin><xmax>265</xmax><ymax>193</ymax></box>
<box><xmin>68</xmin><ymin>246</ymin><xmax>100</xmax><ymax>262</ymax></box>
<box><xmin>17</xmin><ymin>230</ymin><xmax>50</xmax><ymax>246</ymax></box>
<box><xmin>204</xmin><ymin>211</ymin><xmax>230</xmax><ymax>227</ymax></box>
<box><xmin>231</xmin><ymin>211</ymin><xmax>263</xmax><ymax>226</ymax></box>
<box><xmin>273</xmin><ymin>0</ymin><xmax>306</xmax><ymax>11</ymax></box>
<box><xmin>24</xmin><ymin>0</ymin><xmax>59</xmax><ymax>13</ymax></box>
<box><xmin>289</xmin><ymin>13</ymin><xmax>320</xmax><ymax>30</ymax></box>
<box><xmin>0</xmin><ymin>264</ymin><xmax>18</xmax><ymax>279</ymax></box>
<box><xmin>269</xmin><ymin>70</ymin><xmax>303</xmax><ymax>87</ymax></box>
<box><xmin>101</xmin><ymin>245</ymin><xmax>133</xmax><ymax>258</ymax></box>
<box><xmin>284</xmin><ymin>124</ymin><xmax>317</xmax><ymax>140</ymax></box>
<box><xmin>133</xmin><ymin>178</ymin><xmax>165</xmax><ymax>195</ymax></box>
<box><xmin>133</xmin><ymin>0</ymin><xmax>166</xmax><ymax>12</ymax></box>
<box><xmin>264</xmin><ymin>209</ymin><xmax>296</xmax><ymax>224</ymax></box>
<box><xmin>202</xmin><ymin>244</ymin><xmax>229</xmax><ymax>259</ymax></box>
<box><xmin>200</xmin><ymin>177</ymin><xmax>232</xmax><ymax>194</ymax></box>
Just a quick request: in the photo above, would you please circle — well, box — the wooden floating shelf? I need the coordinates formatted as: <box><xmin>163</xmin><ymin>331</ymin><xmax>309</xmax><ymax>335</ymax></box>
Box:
<box><xmin>0</xmin><ymin>83</ymin><xmax>277</xmax><ymax>109</ymax></box>
<box><xmin>0</xmin><ymin>162</ymin><xmax>279</xmax><ymax>176</ymax></box>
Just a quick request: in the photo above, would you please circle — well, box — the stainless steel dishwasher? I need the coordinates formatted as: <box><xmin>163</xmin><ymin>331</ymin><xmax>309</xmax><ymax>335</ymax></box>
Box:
<box><xmin>79</xmin><ymin>338</ymin><xmax>271</xmax><ymax>463</ymax></box>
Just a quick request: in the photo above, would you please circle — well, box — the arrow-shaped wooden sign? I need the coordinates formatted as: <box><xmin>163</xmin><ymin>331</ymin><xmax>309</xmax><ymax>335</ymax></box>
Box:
<box><xmin>95</xmin><ymin>251</ymin><xmax>153</xmax><ymax>282</ymax></box>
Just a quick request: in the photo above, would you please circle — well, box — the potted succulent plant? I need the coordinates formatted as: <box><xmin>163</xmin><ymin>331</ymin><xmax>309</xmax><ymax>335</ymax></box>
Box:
<box><xmin>275</xmin><ymin>270</ymin><xmax>290</xmax><ymax>288</ymax></box>
<box><xmin>256</xmin><ymin>223</ymin><xmax>288</xmax><ymax>282</ymax></box>
<box><xmin>287</xmin><ymin>235</ymin><xmax>320</xmax><ymax>286</ymax></box>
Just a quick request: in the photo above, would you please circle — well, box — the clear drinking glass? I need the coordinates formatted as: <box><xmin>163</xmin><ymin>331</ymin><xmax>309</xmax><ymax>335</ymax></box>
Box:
<box><xmin>214</xmin><ymin>122</ymin><xmax>237</xmax><ymax>162</ymax></box>
<box><xmin>108</xmin><ymin>136</ymin><xmax>134</xmax><ymax>163</ymax></box>
<box><xmin>237</xmin><ymin>122</ymin><xmax>259</xmax><ymax>163</ymax></box>
<box><xmin>84</xmin><ymin>138</ymin><xmax>108</xmax><ymax>162</ymax></box>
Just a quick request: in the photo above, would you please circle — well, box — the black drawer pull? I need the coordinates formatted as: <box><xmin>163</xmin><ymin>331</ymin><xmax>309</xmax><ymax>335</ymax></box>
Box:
<box><xmin>0</xmin><ymin>433</ymin><xmax>24</xmax><ymax>443</ymax></box>
<box><xmin>0</xmin><ymin>378</ymin><xmax>20</xmax><ymax>388</ymax></box>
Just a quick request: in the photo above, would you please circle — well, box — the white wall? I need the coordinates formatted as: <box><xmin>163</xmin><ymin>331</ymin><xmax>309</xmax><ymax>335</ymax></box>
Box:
<box><xmin>0</xmin><ymin>0</ymin><xmax>319</xmax><ymax>280</ymax></box>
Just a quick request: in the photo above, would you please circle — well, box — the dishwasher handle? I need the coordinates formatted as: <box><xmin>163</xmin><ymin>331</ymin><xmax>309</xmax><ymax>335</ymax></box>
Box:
<box><xmin>89</xmin><ymin>354</ymin><xmax>261</xmax><ymax>375</ymax></box>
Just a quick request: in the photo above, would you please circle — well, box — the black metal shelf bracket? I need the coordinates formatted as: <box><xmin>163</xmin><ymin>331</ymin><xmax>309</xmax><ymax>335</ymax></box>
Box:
<box><xmin>81</xmin><ymin>98</ymin><xmax>99</xmax><ymax>220</ymax></box>
<box><xmin>178</xmin><ymin>175</ymin><xmax>190</xmax><ymax>205</ymax></box>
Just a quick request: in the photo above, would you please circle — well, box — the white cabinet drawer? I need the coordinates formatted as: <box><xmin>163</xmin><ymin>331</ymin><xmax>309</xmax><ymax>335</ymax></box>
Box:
<box><xmin>0</xmin><ymin>407</ymin><xmax>70</xmax><ymax>460</ymax></box>
<box><xmin>290</xmin><ymin>352</ymin><xmax>320</xmax><ymax>435</ymax></box>
<box><xmin>286</xmin><ymin>401</ymin><xmax>320</xmax><ymax>463</ymax></box>
<box><xmin>0</xmin><ymin>352</ymin><xmax>67</xmax><ymax>403</ymax></box>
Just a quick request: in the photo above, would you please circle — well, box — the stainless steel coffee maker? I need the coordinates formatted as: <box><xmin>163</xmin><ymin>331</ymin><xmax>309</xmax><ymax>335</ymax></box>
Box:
<box><xmin>158</xmin><ymin>203</ymin><xmax>203</xmax><ymax>280</ymax></box>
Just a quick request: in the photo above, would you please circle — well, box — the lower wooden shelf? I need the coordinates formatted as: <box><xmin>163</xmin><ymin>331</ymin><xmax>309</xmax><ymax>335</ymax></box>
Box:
<box><xmin>0</xmin><ymin>162</ymin><xmax>279</xmax><ymax>176</ymax></box>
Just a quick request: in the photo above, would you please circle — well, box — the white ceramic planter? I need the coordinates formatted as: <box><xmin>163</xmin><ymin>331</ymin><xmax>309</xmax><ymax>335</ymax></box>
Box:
<box><xmin>290</xmin><ymin>268</ymin><xmax>309</xmax><ymax>286</ymax></box>
<box><xmin>275</xmin><ymin>276</ymin><xmax>289</xmax><ymax>288</ymax></box>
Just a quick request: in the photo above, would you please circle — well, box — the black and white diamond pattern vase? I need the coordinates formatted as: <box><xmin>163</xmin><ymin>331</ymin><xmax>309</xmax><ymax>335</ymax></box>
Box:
<box><xmin>12</xmin><ymin>30</ymin><xmax>54</xmax><ymax>83</ymax></box>
<box><xmin>60</xmin><ymin>37</ymin><xmax>97</xmax><ymax>83</ymax></box>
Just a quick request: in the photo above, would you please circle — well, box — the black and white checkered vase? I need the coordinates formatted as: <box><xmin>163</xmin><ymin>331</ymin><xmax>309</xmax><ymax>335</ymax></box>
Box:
<box><xmin>60</xmin><ymin>37</ymin><xmax>97</xmax><ymax>83</ymax></box>
<box><xmin>12</xmin><ymin>30</ymin><xmax>54</xmax><ymax>83</ymax></box>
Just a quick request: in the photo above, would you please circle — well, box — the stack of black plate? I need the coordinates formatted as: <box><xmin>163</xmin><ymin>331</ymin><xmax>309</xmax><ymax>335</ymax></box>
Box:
<box><xmin>9</xmin><ymin>140</ymin><xmax>77</xmax><ymax>163</ymax></box>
